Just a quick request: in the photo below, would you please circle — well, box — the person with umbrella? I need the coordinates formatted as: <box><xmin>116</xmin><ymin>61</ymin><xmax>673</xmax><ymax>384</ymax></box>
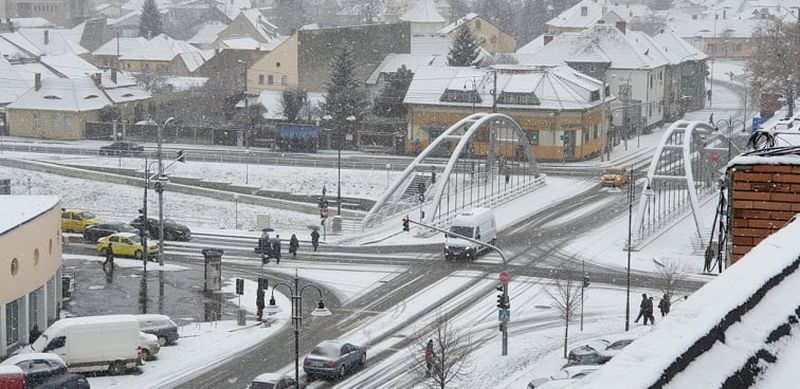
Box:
<box><xmin>289</xmin><ymin>234</ymin><xmax>299</xmax><ymax>257</ymax></box>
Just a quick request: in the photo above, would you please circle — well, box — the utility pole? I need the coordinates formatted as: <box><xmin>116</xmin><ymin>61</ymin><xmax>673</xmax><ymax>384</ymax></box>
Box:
<box><xmin>491</xmin><ymin>69</ymin><xmax>498</xmax><ymax>113</ymax></box>
<box><xmin>141</xmin><ymin>157</ymin><xmax>149</xmax><ymax>272</ymax></box>
<box><xmin>156</xmin><ymin>120</ymin><xmax>164</xmax><ymax>266</ymax></box>
<box><xmin>625</xmin><ymin>168</ymin><xmax>633</xmax><ymax>331</ymax></box>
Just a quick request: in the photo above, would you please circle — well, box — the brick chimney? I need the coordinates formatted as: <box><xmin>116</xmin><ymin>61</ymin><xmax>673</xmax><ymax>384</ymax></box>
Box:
<box><xmin>43</xmin><ymin>29</ymin><xmax>49</xmax><ymax>45</ymax></box>
<box><xmin>543</xmin><ymin>35</ymin><xmax>554</xmax><ymax>45</ymax></box>
<box><xmin>91</xmin><ymin>72</ymin><xmax>101</xmax><ymax>86</ymax></box>
<box><xmin>616</xmin><ymin>20</ymin><xmax>627</xmax><ymax>34</ymax></box>
<box><xmin>34</xmin><ymin>73</ymin><xmax>41</xmax><ymax>91</ymax></box>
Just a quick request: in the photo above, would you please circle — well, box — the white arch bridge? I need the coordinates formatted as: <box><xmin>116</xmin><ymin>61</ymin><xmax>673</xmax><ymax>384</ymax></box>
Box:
<box><xmin>363</xmin><ymin>113</ymin><xmax>545</xmax><ymax>230</ymax></box>
<box><xmin>632</xmin><ymin>120</ymin><xmax>724</xmax><ymax>249</ymax></box>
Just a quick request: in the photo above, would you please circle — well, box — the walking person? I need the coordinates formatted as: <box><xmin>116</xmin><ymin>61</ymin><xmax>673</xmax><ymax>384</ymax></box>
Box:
<box><xmin>425</xmin><ymin>339</ymin><xmax>435</xmax><ymax>377</ymax></box>
<box><xmin>256</xmin><ymin>286</ymin><xmax>265</xmax><ymax>321</ymax></box>
<box><xmin>311</xmin><ymin>229</ymin><xmax>320</xmax><ymax>252</ymax></box>
<box><xmin>103</xmin><ymin>241</ymin><xmax>114</xmax><ymax>270</ymax></box>
<box><xmin>634</xmin><ymin>293</ymin><xmax>648</xmax><ymax>324</ymax></box>
<box><xmin>659</xmin><ymin>293</ymin><xmax>671</xmax><ymax>317</ymax></box>
<box><xmin>289</xmin><ymin>234</ymin><xmax>299</xmax><ymax>258</ymax></box>
<box><xmin>29</xmin><ymin>324</ymin><xmax>41</xmax><ymax>344</ymax></box>
<box><xmin>272</xmin><ymin>235</ymin><xmax>282</xmax><ymax>264</ymax></box>
<box><xmin>644</xmin><ymin>297</ymin><xmax>655</xmax><ymax>325</ymax></box>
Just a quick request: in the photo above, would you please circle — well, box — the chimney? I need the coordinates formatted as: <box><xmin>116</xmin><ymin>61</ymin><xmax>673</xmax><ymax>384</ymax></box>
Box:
<box><xmin>581</xmin><ymin>6</ymin><xmax>588</xmax><ymax>16</ymax></box>
<box><xmin>91</xmin><ymin>72</ymin><xmax>101</xmax><ymax>86</ymax></box>
<box><xmin>615</xmin><ymin>20</ymin><xmax>627</xmax><ymax>34</ymax></box>
<box><xmin>111</xmin><ymin>68</ymin><xmax>117</xmax><ymax>84</ymax></box>
<box><xmin>543</xmin><ymin>34</ymin><xmax>554</xmax><ymax>45</ymax></box>
<box><xmin>34</xmin><ymin>73</ymin><xmax>41</xmax><ymax>91</ymax></box>
<box><xmin>43</xmin><ymin>29</ymin><xmax>49</xmax><ymax>45</ymax></box>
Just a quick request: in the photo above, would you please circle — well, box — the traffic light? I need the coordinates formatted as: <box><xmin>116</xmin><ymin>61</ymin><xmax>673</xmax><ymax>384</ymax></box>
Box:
<box><xmin>235</xmin><ymin>278</ymin><xmax>244</xmax><ymax>295</ymax></box>
<box><xmin>176</xmin><ymin>150</ymin><xmax>186</xmax><ymax>163</ymax></box>
<box><xmin>138</xmin><ymin>208</ymin><xmax>144</xmax><ymax>215</ymax></box>
<box><xmin>154</xmin><ymin>181</ymin><xmax>163</xmax><ymax>193</ymax></box>
<box><xmin>496</xmin><ymin>285</ymin><xmax>508</xmax><ymax>309</ymax></box>
<box><xmin>402</xmin><ymin>215</ymin><xmax>410</xmax><ymax>232</ymax></box>
<box><xmin>418</xmin><ymin>182</ymin><xmax>426</xmax><ymax>194</ymax></box>
<box><xmin>583</xmin><ymin>275</ymin><xmax>590</xmax><ymax>288</ymax></box>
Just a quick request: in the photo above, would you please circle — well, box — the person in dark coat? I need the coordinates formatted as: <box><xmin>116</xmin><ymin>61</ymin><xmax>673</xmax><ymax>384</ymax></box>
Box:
<box><xmin>634</xmin><ymin>293</ymin><xmax>648</xmax><ymax>323</ymax></box>
<box><xmin>644</xmin><ymin>297</ymin><xmax>655</xmax><ymax>325</ymax></box>
<box><xmin>272</xmin><ymin>235</ymin><xmax>281</xmax><ymax>264</ymax></box>
<box><xmin>289</xmin><ymin>234</ymin><xmax>299</xmax><ymax>257</ymax></box>
<box><xmin>659</xmin><ymin>294</ymin><xmax>671</xmax><ymax>317</ymax></box>
<box><xmin>29</xmin><ymin>324</ymin><xmax>41</xmax><ymax>344</ymax></box>
<box><xmin>103</xmin><ymin>241</ymin><xmax>114</xmax><ymax>270</ymax></box>
<box><xmin>425</xmin><ymin>339</ymin><xmax>435</xmax><ymax>377</ymax></box>
<box><xmin>256</xmin><ymin>287</ymin><xmax>265</xmax><ymax>321</ymax></box>
<box><xmin>311</xmin><ymin>230</ymin><xmax>320</xmax><ymax>252</ymax></box>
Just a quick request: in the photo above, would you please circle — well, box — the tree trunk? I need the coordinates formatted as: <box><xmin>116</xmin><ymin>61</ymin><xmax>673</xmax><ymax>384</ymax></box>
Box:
<box><xmin>788</xmin><ymin>88</ymin><xmax>795</xmax><ymax>118</ymax></box>
<box><xmin>563</xmin><ymin>310</ymin><xmax>569</xmax><ymax>359</ymax></box>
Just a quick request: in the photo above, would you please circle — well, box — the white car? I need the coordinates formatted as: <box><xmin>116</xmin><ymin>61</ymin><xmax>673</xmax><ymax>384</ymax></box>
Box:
<box><xmin>528</xmin><ymin>365</ymin><xmax>600</xmax><ymax>389</ymax></box>
<box><xmin>247</xmin><ymin>373</ymin><xmax>297</xmax><ymax>389</ymax></box>
<box><xmin>138</xmin><ymin>332</ymin><xmax>160</xmax><ymax>361</ymax></box>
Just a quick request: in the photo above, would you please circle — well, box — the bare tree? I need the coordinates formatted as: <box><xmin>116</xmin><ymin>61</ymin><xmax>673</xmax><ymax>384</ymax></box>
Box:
<box><xmin>410</xmin><ymin>317</ymin><xmax>478</xmax><ymax>389</ymax></box>
<box><xmin>748</xmin><ymin>19</ymin><xmax>800</xmax><ymax>117</ymax></box>
<box><xmin>653</xmin><ymin>257</ymin><xmax>688</xmax><ymax>300</ymax></box>
<box><xmin>546</xmin><ymin>268</ymin><xmax>583</xmax><ymax>359</ymax></box>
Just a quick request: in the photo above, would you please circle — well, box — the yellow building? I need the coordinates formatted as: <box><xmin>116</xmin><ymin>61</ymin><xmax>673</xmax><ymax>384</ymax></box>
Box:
<box><xmin>404</xmin><ymin>65</ymin><xmax>612</xmax><ymax>161</ymax></box>
<box><xmin>0</xmin><ymin>196</ymin><xmax>63</xmax><ymax>358</ymax></box>
<box><xmin>439</xmin><ymin>13</ymin><xmax>516</xmax><ymax>54</ymax></box>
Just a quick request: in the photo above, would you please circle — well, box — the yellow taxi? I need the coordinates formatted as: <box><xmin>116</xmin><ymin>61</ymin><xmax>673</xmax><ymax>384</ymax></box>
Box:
<box><xmin>62</xmin><ymin>208</ymin><xmax>102</xmax><ymax>233</ymax></box>
<box><xmin>96</xmin><ymin>232</ymin><xmax>158</xmax><ymax>259</ymax></box>
<box><xmin>600</xmin><ymin>166</ymin><xmax>629</xmax><ymax>188</ymax></box>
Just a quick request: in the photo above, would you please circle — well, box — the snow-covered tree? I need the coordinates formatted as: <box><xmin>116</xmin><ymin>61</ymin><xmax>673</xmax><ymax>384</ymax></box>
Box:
<box><xmin>748</xmin><ymin>19</ymin><xmax>800</xmax><ymax>117</ymax></box>
<box><xmin>324</xmin><ymin>47</ymin><xmax>367</xmax><ymax>124</ymax></box>
<box><xmin>547</xmin><ymin>268</ymin><xmax>583</xmax><ymax>359</ymax></box>
<box><xmin>448</xmin><ymin>27</ymin><xmax>480</xmax><ymax>66</ymax></box>
<box><xmin>373</xmin><ymin>65</ymin><xmax>413</xmax><ymax>117</ymax></box>
<box><xmin>410</xmin><ymin>317</ymin><xmax>477</xmax><ymax>389</ymax></box>
<box><xmin>281</xmin><ymin>88</ymin><xmax>308</xmax><ymax>122</ymax></box>
<box><xmin>139</xmin><ymin>0</ymin><xmax>163</xmax><ymax>38</ymax></box>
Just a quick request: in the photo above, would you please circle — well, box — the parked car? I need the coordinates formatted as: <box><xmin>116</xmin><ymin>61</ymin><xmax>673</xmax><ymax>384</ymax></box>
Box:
<box><xmin>138</xmin><ymin>332</ymin><xmax>160</xmax><ymax>361</ymax></box>
<box><xmin>34</xmin><ymin>373</ymin><xmax>90</xmax><ymax>389</ymax></box>
<box><xmin>565</xmin><ymin>339</ymin><xmax>612</xmax><ymax>367</ymax></box>
<box><xmin>61</xmin><ymin>209</ymin><xmax>102</xmax><ymax>233</ymax></box>
<box><xmin>0</xmin><ymin>365</ymin><xmax>25</xmax><ymax>389</ymax></box>
<box><xmin>83</xmin><ymin>222</ymin><xmax>138</xmax><ymax>243</ymax></box>
<box><xmin>303</xmin><ymin>340</ymin><xmax>366</xmax><ymax>380</ymax></box>
<box><xmin>528</xmin><ymin>365</ymin><xmax>600</xmax><ymax>389</ymax></box>
<box><xmin>136</xmin><ymin>314</ymin><xmax>179</xmax><ymax>346</ymax></box>
<box><xmin>130</xmin><ymin>217</ymin><xmax>191</xmax><ymax>241</ymax></box>
<box><xmin>96</xmin><ymin>232</ymin><xmax>158</xmax><ymax>260</ymax></box>
<box><xmin>598</xmin><ymin>338</ymin><xmax>635</xmax><ymax>359</ymax></box>
<box><xmin>0</xmin><ymin>353</ymin><xmax>67</xmax><ymax>388</ymax></box>
<box><xmin>99</xmin><ymin>141</ymin><xmax>144</xmax><ymax>156</ymax></box>
<box><xmin>247</xmin><ymin>373</ymin><xmax>297</xmax><ymax>389</ymax></box>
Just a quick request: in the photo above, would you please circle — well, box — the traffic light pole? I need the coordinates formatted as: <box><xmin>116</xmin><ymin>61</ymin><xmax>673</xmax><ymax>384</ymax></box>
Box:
<box><xmin>502</xmin><ymin>282</ymin><xmax>508</xmax><ymax>356</ymax></box>
<box><xmin>580</xmin><ymin>260</ymin><xmax>585</xmax><ymax>332</ymax></box>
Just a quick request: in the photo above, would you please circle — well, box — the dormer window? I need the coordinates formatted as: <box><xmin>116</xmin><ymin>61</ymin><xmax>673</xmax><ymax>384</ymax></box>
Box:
<box><xmin>498</xmin><ymin>92</ymin><xmax>540</xmax><ymax>105</ymax></box>
<box><xmin>440</xmin><ymin>89</ymin><xmax>481</xmax><ymax>103</ymax></box>
<box><xmin>43</xmin><ymin>95</ymin><xmax>61</xmax><ymax>100</ymax></box>
<box><xmin>122</xmin><ymin>93</ymin><xmax>134</xmax><ymax>97</ymax></box>
<box><xmin>84</xmin><ymin>94</ymin><xmax>99</xmax><ymax>99</ymax></box>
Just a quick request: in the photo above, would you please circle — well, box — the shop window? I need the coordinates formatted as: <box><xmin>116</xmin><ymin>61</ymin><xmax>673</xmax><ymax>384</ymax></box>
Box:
<box><xmin>268</xmin><ymin>75</ymin><xmax>274</xmax><ymax>85</ymax></box>
<box><xmin>5</xmin><ymin>299</ymin><xmax>19</xmax><ymax>346</ymax></box>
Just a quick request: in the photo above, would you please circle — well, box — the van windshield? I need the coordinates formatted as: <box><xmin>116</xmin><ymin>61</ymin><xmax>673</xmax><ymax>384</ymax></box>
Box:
<box><xmin>31</xmin><ymin>333</ymin><xmax>48</xmax><ymax>352</ymax></box>
<box><xmin>448</xmin><ymin>226</ymin><xmax>474</xmax><ymax>239</ymax></box>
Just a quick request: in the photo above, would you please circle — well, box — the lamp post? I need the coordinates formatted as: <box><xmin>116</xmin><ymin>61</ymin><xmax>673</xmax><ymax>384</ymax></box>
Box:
<box><xmin>340</xmin><ymin>115</ymin><xmax>356</xmax><ymax>216</ymax></box>
<box><xmin>153</xmin><ymin>117</ymin><xmax>174</xmax><ymax>266</ymax></box>
<box><xmin>265</xmin><ymin>271</ymin><xmax>332</xmax><ymax>386</ymax></box>
<box><xmin>714</xmin><ymin>117</ymin><xmax>745</xmax><ymax>162</ymax></box>
<box><xmin>625</xmin><ymin>168</ymin><xmax>633</xmax><ymax>332</ymax></box>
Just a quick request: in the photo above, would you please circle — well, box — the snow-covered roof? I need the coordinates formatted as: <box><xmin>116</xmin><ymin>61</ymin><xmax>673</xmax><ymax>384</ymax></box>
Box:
<box><xmin>573</xmin><ymin>215</ymin><xmax>800</xmax><ymax>389</ymax></box>
<box><xmin>672</xmin><ymin>17</ymin><xmax>761</xmax><ymax>39</ymax></box>
<box><xmin>155</xmin><ymin>76</ymin><xmax>208</xmax><ymax>91</ymax></box>
<box><xmin>652</xmin><ymin>30</ymin><xmax>707</xmax><ymax>64</ymax></box>
<box><xmin>367</xmin><ymin>53</ymin><xmax>446</xmax><ymax>84</ymax></box>
<box><xmin>238</xmin><ymin>8</ymin><xmax>278</xmax><ymax>42</ymax></box>
<box><xmin>217</xmin><ymin>35</ymin><xmax>287</xmax><ymax>51</ymax></box>
<box><xmin>16</xmin><ymin>28</ymin><xmax>89</xmax><ymax>56</ymax></box>
<box><xmin>0</xmin><ymin>58</ymin><xmax>33</xmax><ymax>105</ymax></box>
<box><xmin>546</xmin><ymin>0</ymin><xmax>653</xmax><ymax>30</ymax></box>
<box><xmin>215</xmin><ymin>0</ymin><xmax>252</xmax><ymax>20</ymax></box>
<box><xmin>404</xmin><ymin>64</ymin><xmax>612</xmax><ymax>111</ymax></box>
<box><xmin>400</xmin><ymin>0</ymin><xmax>446</xmax><ymax>23</ymax></box>
<box><xmin>120</xmin><ymin>34</ymin><xmax>200</xmax><ymax>61</ymax></box>
<box><xmin>9</xmin><ymin>17</ymin><xmax>55</xmax><ymax>28</ymax></box>
<box><xmin>0</xmin><ymin>196</ymin><xmax>60</xmax><ymax>236</ymax></box>
<box><xmin>177</xmin><ymin>51</ymin><xmax>213</xmax><ymax>72</ymax></box>
<box><xmin>8</xmin><ymin>77</ymin><xmax>112</xmax><ymax>112</ymax></box>
<box><xmin>516</xmin><ymin>34</ymin><xmax>547</xmax><ymax>55</ymax></box>
<box><xmin>0</xmin><ymin>32</ymin><xmax>43</xmax><ymax>57</ymax></box>
<box><xmin>93</xmin><ymin>36</ymin><xmax>148</xmax><ymax>57</ymax></box>
<box><xmin>189</xmin><ymin>22</ymin><xmax>228</xmax><ymax>46</ymax></box>
<box><xmin>525</xmin><ymin>24</ymin><xmax>668</xmax><ymax>70</ymax></box>
<box><xmin>410</xmin><ymin>33</ymin><xmax>450</xmax><ymax>55</ymax></box>
<box><xmin>39</xmin><ymin>53</ymin><xmax>99</xmax><ymax>78</ymax></box>
<box><xmin>104</xmin><ymin>85</ymin><xmax>151</xmax><ymax>104</ymax></box>
<box><xmin>122</xmin><ymin>0</ymin><xmax>171</xmax><ymax>12</ymax></box>
<box><xmin>108</xmin><ymin>10</ymin><xmax>141</xmax><ymax>26</ymax></box>
<box><xmin>439</xmin><ymin>12</ymin><xmax>479</xmax><ymax>34</ymax></box>
<box><xmin>255</xmin><ymin>90</ymin><xmax>325</xmax><ymax>120</ymax></box>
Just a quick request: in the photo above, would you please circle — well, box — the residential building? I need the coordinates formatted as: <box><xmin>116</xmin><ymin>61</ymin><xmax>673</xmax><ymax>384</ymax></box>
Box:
<box><xmin>674</xmin><ymin>16</ymin><xmax>760</xmax><ymax>59</ymax></box>
<box><xmin>365</xmin><ymin>53</ymin><xmax>446</xmax><ymax>96</ymax></box>
<box><xmin>188</xmin><ymin>21</ymin><xmax>228</xmax><ymax>49</ymax></box>
<box><xmin>653</xmin><ymin>30</ymin><xmax>707</xmax><ymax>117</ymax></box>
<box><xmin>384</xmin><ymin>0</ymin><xmax>450</xmax><ymax>23</ymax></box>
<box><xmin>399</xmin><ymin>0</ymin><xmax>447</xmax><ymax>35</ymax></box>
<box><xmin>439</xmin><ymin>13</ymin><xmax>515</xmax><ymax>54</ymax></box>
<box><xmin>247</xmin><ymin>22</ymin><xmax>411</xmax><ymax>93</ymax></box>
<box><xmin>91</xmin><ymin>36</ymin><xmax>147</xmax><ymax>69</ymax></box>
<box><xmin>0</xmin><ymin>195</ymin><xmax>63</xmax><ymax>358</ymax></box>
<box><xmin>93</xmin><ymin>34</ymin><xmax>211</xmax><ymax>75</ymax></box>
<box><xmin>214</xmin><ymin>8</ymin><xmax>280</xmax><ymax>46</ymax></box>
<box><xmin>544</xmin><ymin>0</ymin><xmax>654</xmax><ymax>35</ymax></box>
<box><xmin>5</xmin><ymin>0</ymin><xmax>89</xmax><ymax>26</ymax></box>
<box><xmin>404</xmin><ymin>65</ymin><xmax>614</xmax><ymax>161</ymax></box>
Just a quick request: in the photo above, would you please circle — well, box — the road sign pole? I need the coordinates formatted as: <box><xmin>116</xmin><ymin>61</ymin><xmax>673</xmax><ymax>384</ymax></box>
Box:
<box><xmin>499</xmin><ymin>271</ymin><xmax>509</xmax><ymax>356</ymax></box>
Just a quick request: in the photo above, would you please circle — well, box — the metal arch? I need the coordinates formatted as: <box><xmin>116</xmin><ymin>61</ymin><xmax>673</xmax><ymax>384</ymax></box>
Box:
<box><xmin>634</xmin><ymin>120</ymin><xmax>714</xmax><ymax>243</ymax></box>
<box><xmin>423</xmin><ymin>113</ymin><xmax>538</xmax><ymax>224</ymax></box>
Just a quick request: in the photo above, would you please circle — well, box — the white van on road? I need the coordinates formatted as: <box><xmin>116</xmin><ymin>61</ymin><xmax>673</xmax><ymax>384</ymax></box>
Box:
<box><xmin>21</xmin><ymin>315</ymin><xmax>142</xmax><ymax>375</ymax></box>
<box><xmin>444</xmin><ymin>208</ymin><xmax>497</xmax><ymax>261</ymax></box>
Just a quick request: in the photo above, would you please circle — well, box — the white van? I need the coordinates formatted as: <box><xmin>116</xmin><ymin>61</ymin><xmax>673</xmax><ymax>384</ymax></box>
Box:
<box><xmin>444</xmin><ymin>208</ymin><xmax>497</xmax><ymax>261</ymax></box>
<box><xmin>22</xmin><ymin>315</ymin><xmax>142</xmax><ymax>375</ymax></box>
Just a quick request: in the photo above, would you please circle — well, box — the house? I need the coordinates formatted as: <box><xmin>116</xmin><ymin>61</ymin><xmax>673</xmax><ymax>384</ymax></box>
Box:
<box><xmin>398</xmin><ymin>0</ymin><xmax>447</xmax><ymax>35</ymax></box>
<box><xmin>188</xmin><ymin>21</ymin><xmax>228</xmax><ymax>49</ymax></box>
<box><xmin>439</xmin><ymin>13</ymin><xmax>515</xmax><ymax>54</ymax></box>
<box><xmin>653</xmin><ymin>30</ymin><xmax>707</xmax><ymax>116</ymax></box>
<box><xmin>104</xmin><ymin>34</ymin><xmax>210</xmax><ymax>75</ymax></box>
<box><xmin>6</xmin><ymin>0</ymin><xmax>89</xmax><ymax>27</ymax></box>
<box><xmin>192</xmin><ymin>47</ymin><xmax>267</xmax><ymax>92</ymax></box>
<box><xmin>91</xmin><ymin>36</ymin><xmax>148</xmax><ymax>69</ymax></box>
<box><xmin>521</xmin><ymin>24</ymin><xmax>669</xmax><ymax>133</ymax></box>
<box><xmin>214</xmin><ymin>8</ymin><xmax>280</xmax><ymax>45</ymax></box>
<box><xmin>247</xmin><ymin>22</ymin><xmax>411</xmax><ymax>93</ymax></box>
<box><xmin>673</xmin><ymin>16</ymin><xmax>760</xmax><ymax>59</ymax></box>
<box><xmin>365</xmin><ymin>53</ymin><xmax>446</xmax><ymax>95</ymax></box>
<box><xmin>404</xmin><ymin>64</ymin><xmax>614</xmax><ymax>161</ymax></box>
<box><xmin>544</xmin><ymin>0</ymin><xmax>653</xmax><ymax>35</ymax></box>
<box><xmin>7</xmin><ymin>71</ymin><xmax>149</xmax><ymax>139</ymax></box>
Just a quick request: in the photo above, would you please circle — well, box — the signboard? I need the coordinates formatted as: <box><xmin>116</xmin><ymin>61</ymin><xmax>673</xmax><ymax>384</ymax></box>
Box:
<box><xmin>752</xmin><ymin>117</ymin><xmax>765</xmax><ymax>132</ymax></box>
<box><xmin>499</xmin><ymin>271</ymin><xmax>510</xmax><ymax>285</ymax></box>
<box><xmin>711</xmin><ymin>151</ymin><xmax>720</xmax><ymax>168</ymax></box>
<box><xmin>498</xmin><ymin>308</ymin><xmax>510</xmax><ymax>322</ymax></box>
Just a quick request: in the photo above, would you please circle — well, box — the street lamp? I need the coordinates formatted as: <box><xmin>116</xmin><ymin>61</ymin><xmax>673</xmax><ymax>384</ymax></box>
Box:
<box><xmin>265</xmin><ymin>271</ymin><xmax>332</xmax><ymax>386</ymax></box>
<box><xmin>714</xmin><ymin>116</ymin><xmax>745</xmax><ymax>161</ymax></box>
<box><xmin>150</xmin><ymin>116</ymin><xmax>175</xmax><ymax>267</ymax></box>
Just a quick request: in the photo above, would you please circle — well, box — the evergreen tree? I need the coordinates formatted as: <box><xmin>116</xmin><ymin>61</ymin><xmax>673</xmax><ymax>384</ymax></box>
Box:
<box><xmin>448</xmin><ymin>27</ymin><xmax>480</xmax><ymax>66</ymax></box>
<box><xmin>324</xmin><ymin>47</ymin><xmax>367</xmax><ymax>124</ymax></box>
<box><xmin>281</xmin><ymin>88</ymin><xmax>308</xmax><ymax>122</ymax></box>
<box><xmin>373</xmin><ymin>65</ymin><xmax>414</xmax><ymax>118</ymax></box>
<box><xmin>139</xmin><ymin>0</ymin><xmax>163</xmax><ymax>38</ymax></box>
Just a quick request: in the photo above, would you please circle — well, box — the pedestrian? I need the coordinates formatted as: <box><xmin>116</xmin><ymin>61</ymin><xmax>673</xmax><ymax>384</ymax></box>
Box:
<box><xmin>708</xmin><ymin>112</ymin><xmax>714</xmax><ymax>125</ymax></box>
<box><xmin>29</xmin><ymin>324</ymin><xmax>41</xmax><ymax>344</ymax></box>
<box><xmin>659</xmin><ymin>293</ymin><xmax>671</xmax><ymax>317</ymax></box>
<box><xmin>272</xmin><ymin>235</ymin><xmax>281</xmax><ymax>264</ymax></box>
<box><xmin>289</xmin><ymin>234</ymin><xmax>299</xmax><ymax>258</ymax></box>
<box><xmin>103</xmin><ymin>241</ymin><xmax>114</xmax><ymax>270</ymax></box>
<box><xmin>425</xmin><ymin>339</ymin><xmax>435</xmax><ymax>377</ymax></box>
<box><xmin>311</xmin><ymin>229</ymin><xmax>320</xmax><ymax>252</ymax></box>
<box><xmin>256</xmin><ymin>287</ymin><xmax>265</xmax><ymax>321</ymax></box>
<box><xmin>644</xmin><ymin>297</ymin><xmax>655</xmax><ymax>325</ymax></box>
<box><xmin>634</xmin><ymin>293</ymin><xmax>648</xmax><ymax>323</ymax></box>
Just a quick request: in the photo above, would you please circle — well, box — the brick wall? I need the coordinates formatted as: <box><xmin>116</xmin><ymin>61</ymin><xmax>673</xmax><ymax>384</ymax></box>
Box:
<box><xmin>728</xmin><ymin>164</ymin><xmax>800</xmax><ymax>264</ymax></box>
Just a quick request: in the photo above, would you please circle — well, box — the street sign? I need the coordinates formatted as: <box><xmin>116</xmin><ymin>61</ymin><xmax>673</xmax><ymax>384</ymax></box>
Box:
<box><xmin>710</xmin><ymin>152</ymin><xmax>720</xmax><ymax>162</ymax></box>
<box><xmin>321</xmin><ymin>207</ymin><xmax>329</xmax><ymax>219</ymax></box>
<box><xmin>499</xmin><ymin>271</ymin><xmax>510</xmax><ymax>285</ymax></box>
<box><xmin>498</xmin><ymin>308</ymin><xmax>510</xmax><ymax>322</ymax></box>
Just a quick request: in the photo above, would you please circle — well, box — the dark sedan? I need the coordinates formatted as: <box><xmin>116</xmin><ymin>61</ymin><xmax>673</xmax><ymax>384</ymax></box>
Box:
<box><xmin>0</xmin><ymin>353</ymin><xmax>67</xmax><ymax>388</ymax></box>
<box><xmin>99</xmin><ymin>141</ymin><xmax>144</xmax><ymax>156</ymax></box>
<box><xmin>130</xmin><ymin>217</ymin><xmax>191</xmax><ymax>241</ymax></box>
<box><xmin>83</xmin><ymin>222</ymin><xmax>139</xmax><ymax>243</ymax></box>
<box><xmin>303</xmin><ymin>340</ymin><xmax>366</xmax><ymax>380</ymax></box>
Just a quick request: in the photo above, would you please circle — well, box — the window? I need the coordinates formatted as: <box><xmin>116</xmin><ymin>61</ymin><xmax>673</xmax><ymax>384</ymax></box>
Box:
<box><xmin>259</xmin><ymin>74</ymin><xmax>264</xmax><ymax>84</ymax></box>
<box><xmin>51</xmin><ymin>113</ymin><xmax>59</xmax><ymax>128</ymax></box>
<box><xmin>44</xmin><ymin>336</ymin><xmax>65</xmax><ymax>351</ymax></box>
<box><xmin>590</xmin><ymin>90</ymin><xmax>600</xmax><ymax>101</ymax></box>
<box><xmin>276</xmin><ymin>62</ymin><xmax>281</xmax><ymax>68</ymax></box>
<box><xmin>475</xmin><ymin>20</ymin><xmax>482</xmax><ymax>30</ymax></box>
<box><xmin>64</xmin><ymin>115</ymin><xmax>72</xmax><ymax>130</ymax></box>
<box><xmin>528</xmin><ymin>129</ymin><xmax>540</xmax><ymax>145</ymax></box>
<box><xmin>498</xmin><ymin>92</ymin><xmax>540</xmax><ymax>105</ymax></box>
<box><xmin>144</xmin><ymin>63</ymin><xmax>149</xmax><ymax>71</ymax></box>
<box><xmin>268</xmin><ymin>75</ymin><xmax>274</xmax><ymax>85</ymax></box>
<box><xmin>594</xmin><ymin>123</ymin><xmax>599</xmax><ymax>139</ymax></box>
<box><xmin>34</xmin><ymin>248</ymin><xmax>39</xmax><ymax>266</ymax></box>
<box><xmin>440</xmin><ymin>89</ymin><xmax>481</xmax><ymax>103</ymax></box>
<box><xmin>33</xmin><ymin>112</ymin><xmax>41</xmax><ymax>129</ymax></box>
<box><xmin>583</xmin><ymin>129</ymin><xmax>589</xmax><ymax>143</ymax></box>
<box><xmin>281</xmin><ymin>75</ymin><xmax>287</xmax><ymax>86</ymax></box>
<box><xmin>11</xmin><ymin>257</ymin><xmax>18</xmax><ymax>276</ymax></box>
<box><xmin>6</xmin><ymin>298</ymin><xmax>19</xmax><ymax>346</ymax></box>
